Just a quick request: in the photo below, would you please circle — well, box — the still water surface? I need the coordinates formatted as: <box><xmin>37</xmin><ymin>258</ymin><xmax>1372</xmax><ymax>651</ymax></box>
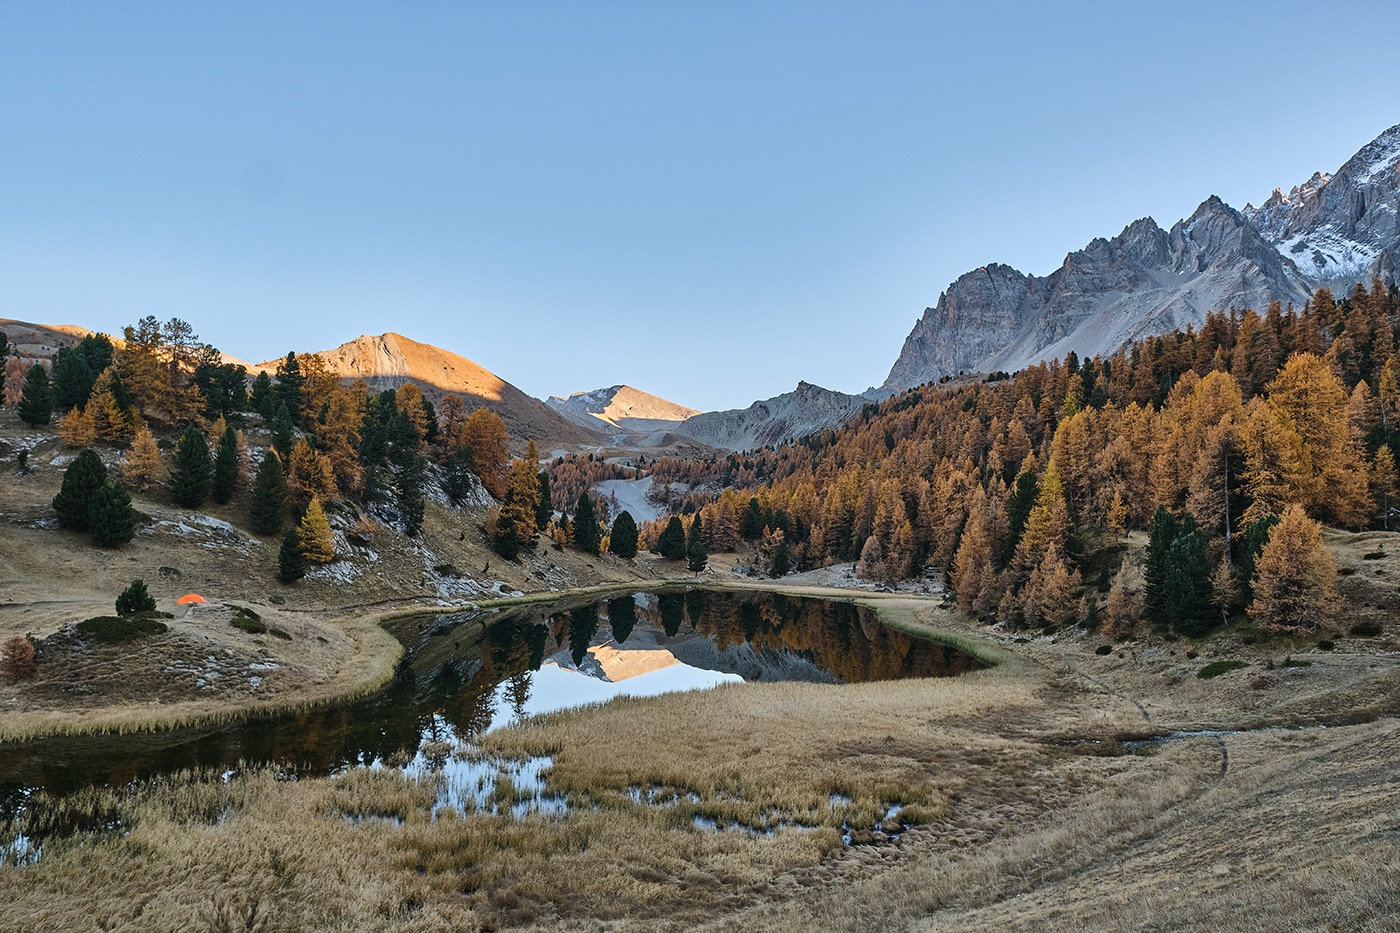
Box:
<box><xmin>0</xmin><ymin>589</ymin><xmax>984</xmax><ymax>805</ymax></box>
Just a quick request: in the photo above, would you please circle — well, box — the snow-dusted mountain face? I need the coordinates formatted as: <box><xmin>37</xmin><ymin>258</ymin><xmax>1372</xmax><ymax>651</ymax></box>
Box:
<box><xmin>545</xmin><ymin>385</ymin><xmax>699</xmax><ymax>435</ymax></box>
<box><xmin>1243</xmin><ymin>124</ymin><xmax>1400</xmax><ymax>287</ymax></box>
<box><xmin>879</xmin><ymin>123</ymin><xmax>1400</xmax><ymax>396</ymax></box>
<box><xmin>673</xmin><ymin>381</ymin><xmax>864</xmax><ymax>452</ymax></box>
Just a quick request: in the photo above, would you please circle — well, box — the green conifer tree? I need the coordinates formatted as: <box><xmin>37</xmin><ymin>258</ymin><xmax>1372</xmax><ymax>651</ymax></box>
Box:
<box><xmin>657</xmin><ymin>515</ymin><xmax>686</xmax><ymax>560</ymax></box>
<box><xmin>89</xmin><ymin>482</ymin><xmax>137</xmax><ymax>547</ymax></box>
<box><xmin>686</xmin><ymin>512</ymin><xmax>709</xmax><ymax>572</ymax></box>
<box><xmin>1162</xmin><ymin>516</ymin><xmax>1213</xmax><ymax>636</ymax></box>
<box><xmin>115</xmin><ymin>578</ymin><xmax>156</xmax><ymax>616</ymax></box>
<box><xmin>608</xmin><ymin>510</ymin><xmax>639</xmax><ymax>558</ymax></box>
<box><xmin>1142</xmin><ymin>506</ymin><xmax>1181</xmax><ymax>621</ymax></box>
<box><xmin>272</xmin><ymin>401</ymin><xmax>295</xmax><ymax>462</ymax></box>
<box><xmin>18</xmin><ymin>364</ymin><xmax>54</xmax><ymax>427</ymax></box>
<box><xmin>1236</xmin><ymin>513</ymin><xmax>1281</xmax><ymax>604</ymax></box>
<box><xmin>398</xmin><ymin>454</ymin><xmax>426</xmax><ymax>536</ymax></box>
<box><xmin>248</xmin><ymin>450</ymin><xmax>288</xmax><ymax>536</ymax></box>
<box><xmin>278</xmin><ymin>527</ymin><xmax>306</xmax><ymax>582</ymax></box>
<box><xmin>53</xmin><ymin>448</ymin><xmax>107</xmax><ymax>531</ymax></box>
<box><xmin>275</xmin><ymin>352</ymin><xmax>305</xmax><ymax>421</ymax></box>
<box><xmin>251</xmin><ymin>371</ymin><xmax>275</xmax><ymax>419</ymax></box>
<box><xmin>573</xmin><ymin>492</ymin><xmax>601</xmax><ymax>555</ymax></box>
<box><xmin>442</xmin><ymin>447</ymin><xmax>476</xmax><ymax>504</ymax></box>
<box><xmin>168</xmin><ymin>425</ymin><xmax>214</xmax><ymax>508</ymax></box>
<box><xmin>211</xmin><ymin>424</ymin><xmax>239</xmax><ymax>504</ymax></box>
<box><xmin>770</xmin><ymin>540</ymin><xmax>791</xmax><ymax>577</ymax></box>
<box><xmin>51</xmin><ymin>348</ymin><xmax>95</xmax><ymax>414</ymax></box>
<box><xmin>607</xmin><ymin>595</ymin><xmax>637</xmax><ymax>644</ymax></box>
<box><xmin>740</xmin><ymin>497</ymin><xmax>765</xmax><ymax>541</ymax></box>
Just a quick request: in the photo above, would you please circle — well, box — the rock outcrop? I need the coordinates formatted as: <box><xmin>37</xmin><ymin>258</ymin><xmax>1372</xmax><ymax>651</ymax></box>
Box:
<box><xmin>672</xmin><ymin>381</ymin><xmax>865</xmax><ymax>452</ymax></box>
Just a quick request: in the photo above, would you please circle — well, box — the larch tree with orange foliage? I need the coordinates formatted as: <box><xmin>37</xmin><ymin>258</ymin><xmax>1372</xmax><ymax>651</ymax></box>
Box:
<box><xmin>1247</xmin><ymin>504</ymin><xmax>1337</xmax><ymax>633</ymax></box>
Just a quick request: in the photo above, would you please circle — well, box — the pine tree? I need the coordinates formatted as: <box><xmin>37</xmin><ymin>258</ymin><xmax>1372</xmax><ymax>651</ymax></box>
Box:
<box><xmin>168</xmin><ymin>425</ymin><xmax>214</xmax><ymax>507</ymax></box>
<box><xmin>88</xmin><ymin>482</ymin><xmax>136</xmax><ymax>547</ymax></box>
<box><xmin>211</xmin><ymin>424</ymin><xmax>240</xmax><ymax>504</ymax></box>
<box><xmin>275</xmin><ymin>352</ymin><xmax>305</xmax><ymax>421</ymax></box>
<box><xmin>115</xmin><ymin>578</ymin><xmax>156</xmax><ymax>616</ymax></box>
<box><xmin>272</xmin><ymin>401</ymin><xmax>295</xmax><ymax>462</ymax></box>
<box><xmin>1248</xmin><ymin>504</ymin><xmax>1337</xmax><ymax>633</ymax></box>
<box><xmin>123</xmin><ymin>424</ymin><xmax>164</xmax><ymax>491</ymax></box>
<box><xmin>398</xmin><ymin>454</ymin><xmax>427</xmax><ymax>536</ymax></box>
<box><xmin>18</xmin><ymin>363</ymin><xmax>53</xmax><ymax>426</ymax></box>
<box><xmin>1142</xmin><ymin>506</ymin><xmax>1180</xmax><ymax>621</ymax></box>
<box><xmin>250</xmin><ymin>370</ymin><xmax>274</xmax><ymax>419</ymax></box>
<box><xmin>53</xmin><ymin>449</ymin><xmax>107</xmax><ymax>531</ymax></box>
<box><xmin>50</xmin><ymin>347</ymin><xmax>95</xmax><ymax>414</ymax></box>
<box><xmin>608</xmin><ymin>510</ymin><xmax>638</xmax><ymax>558</ymax></box>
<box><xmin>278</xmin><ymin>527</ymin><xmax>306</xmax><ymax>583</ymax></box>
<box><xmin>607</xmin><ymin>595</ymin><xmax>637</xmax><ymax>644</ymax></box>
<box><xmin>656</xmin><ymin>515</ymin><xmax>686</xmax><ymax>560</ymax></box>
<box><xmin>1236</xmin><ymin>513</ymin><xmax>1281</xmax><ymax>604</ymax></box>
<box><xmin>248</xmin><ymin>450</ymin><xmax>288</xmax><ymax>536</ymax></box>
<box><xmin>686</xmin><ymin>513</ymin><xmax>708</xmax><ymax>572</ymax></box>
<box><xmin>770</xmin><ymin>540</ymin><xmax>791</xmax><ymax>577</ymax></box>
<box><xmin>442</xmin><ymin>446</ymin><xmax>476</xmax><ymax>505</ymax></box>
<box><xmin>1162</xmin><ymin>515</ymin><xmax>1213</xmax><ymax>636</ymax></box>
<box><xmin>297</xmin><ymin>497</ymin><xmax>336</xmax><ymax>563</ymax></box>
<box><xmin>573</xmin><ymin>492</ymin><xmax>601</xmax><ymax>555</ymax></box>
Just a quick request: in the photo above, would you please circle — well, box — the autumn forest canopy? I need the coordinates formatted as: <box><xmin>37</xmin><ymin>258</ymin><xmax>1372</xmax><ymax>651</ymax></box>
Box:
<box><xmin>6</xmin><ymin>281</ymin><xmax>1397</xmax><ymax>635</ymax></box>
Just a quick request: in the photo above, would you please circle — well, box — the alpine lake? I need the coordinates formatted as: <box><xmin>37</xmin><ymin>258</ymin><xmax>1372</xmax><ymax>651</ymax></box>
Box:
<box><xmin>1</xmin><ymin>588</ymin><xmax>986</xmax><ymax>861</ymax></box>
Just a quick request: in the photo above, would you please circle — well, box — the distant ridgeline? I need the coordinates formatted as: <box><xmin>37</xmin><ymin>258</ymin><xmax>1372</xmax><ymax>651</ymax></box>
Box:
<box><xmin>640</xmin><ymin>280</ymin><xmax>1398</xmax><ymax>636</ymax></box>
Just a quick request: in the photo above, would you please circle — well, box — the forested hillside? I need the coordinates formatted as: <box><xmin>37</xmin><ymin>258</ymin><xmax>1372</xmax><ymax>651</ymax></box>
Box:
<box><xmin>643</xmin><ymin>280</ymin><xmax>1400</xmax><ymax>635</ymax></box>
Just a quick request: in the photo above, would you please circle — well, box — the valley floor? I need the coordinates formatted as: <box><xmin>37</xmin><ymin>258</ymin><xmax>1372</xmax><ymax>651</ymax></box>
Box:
<box><xmin>3</xmin><ymin>417</ymin><xmax>1400</xmax><ymax>931</ymax></box>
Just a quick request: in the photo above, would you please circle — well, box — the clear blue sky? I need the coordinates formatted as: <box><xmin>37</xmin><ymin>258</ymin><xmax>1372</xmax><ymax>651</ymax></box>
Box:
<box><xmin>2</xmin><ymin>2</ymin><xmax>1398</xmax><ymax>412</ymax></box>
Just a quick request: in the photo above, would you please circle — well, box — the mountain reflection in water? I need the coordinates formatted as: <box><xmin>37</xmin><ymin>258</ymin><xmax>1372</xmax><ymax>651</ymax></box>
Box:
<box><xmin>0</xmin><ymin>589</ymin><xmax>984</xmax><ymax>799</ymax></box>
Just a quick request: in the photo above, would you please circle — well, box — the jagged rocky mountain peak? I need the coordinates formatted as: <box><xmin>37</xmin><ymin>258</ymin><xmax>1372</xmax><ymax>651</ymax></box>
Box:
<box><xmin>879</xmin><ymin>124</ymin><xmax>1400</xmax><ymax>395</ymax></box>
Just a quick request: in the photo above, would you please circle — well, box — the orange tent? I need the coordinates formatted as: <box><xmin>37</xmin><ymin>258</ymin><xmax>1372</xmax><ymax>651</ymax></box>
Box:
<box><xmin>177</xmin><ymin>593</ymin><xmax>208</xmax><ymax>605</ymax></box>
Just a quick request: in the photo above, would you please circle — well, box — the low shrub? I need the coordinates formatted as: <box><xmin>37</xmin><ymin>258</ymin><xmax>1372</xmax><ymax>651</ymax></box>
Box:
<box><xmin>1197</xmin><ymin>659</ymin><xmax>1249</xmax><ymax>679</ymax></box>
<box><xmin>1094</xmin><ymin>645</ymin><xmax>1112</xmax><ymax>656</ymax></box>
<box><xmin>1363</xmin><ymin>550</ymin><xmax>1386</xmax><ymax>560</ymax></box>
<box><xmin>77</xmin><ymin>615</ymin><xmax>168</xmax><ymax>644</ymax></box>
<box><xmin>1317</xmin><ymin>639</ymin><xmax>1336</xmax><ymax>651</ymax></box>
<box><xmin>1350</xmin><ymin>621</ymin><xmax>1383</xmax><ymax>637</ymax></box>
<box><xmin>231</xmin><ymin>615</ymin><xmax>269</xmax><ymax>635</ymax></box>
<box><xmin>1281</xmin><ymin>656</ymin><xmax>1312</xmax><ymax>668</ymax></box>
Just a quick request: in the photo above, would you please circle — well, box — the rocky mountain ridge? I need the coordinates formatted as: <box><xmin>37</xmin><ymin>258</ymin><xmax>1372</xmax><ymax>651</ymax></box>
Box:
<box><xmin>546</xmin><ymin>385</ymin><xmax>699</xmax><ymax>437</ymax></box>
<box><xmin>879</xmin><ymin>123</ymin><xmax>1400</xmax><ymax>395</ymax></box>
<box><xmin>671</xmin><ymin>380</ymin><xmax>864</xmax><ymax>452</ymax></box>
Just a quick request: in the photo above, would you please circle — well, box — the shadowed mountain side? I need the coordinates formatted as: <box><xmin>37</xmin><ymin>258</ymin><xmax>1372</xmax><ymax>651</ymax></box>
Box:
<box><xmin>673</xmin><ymin>381</ymin><xmax>865</xmax><ymax>452</ymax></box>
<box><xmin>260</xmin><ymin>332</ymin><xmax>603</xmax><ymax>451</ymax></box>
